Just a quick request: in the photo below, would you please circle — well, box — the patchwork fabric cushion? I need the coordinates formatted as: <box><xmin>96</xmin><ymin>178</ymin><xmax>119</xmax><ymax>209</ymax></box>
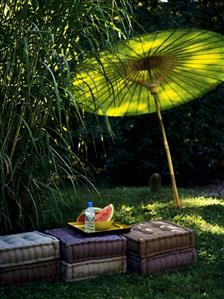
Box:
<box><xmin>125</xmin><ymin>220</ymin><xmax>195</xmax><ymax>258</ymax></box>
<box><xmin>45</xmin><ymin>228</ymin><xmax>127</xmax><ymax>262</ymax></box>
<box><xmin>61</xmin><ymin>256</ymin><xmax>127</xmax><ymax>282</ymax></box>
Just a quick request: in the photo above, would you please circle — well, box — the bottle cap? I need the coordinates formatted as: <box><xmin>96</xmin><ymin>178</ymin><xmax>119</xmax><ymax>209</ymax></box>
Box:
<box><xmin>87</xmin><ymin>201</ymin><xmax>93</xmax><ymax>207</ymax></box>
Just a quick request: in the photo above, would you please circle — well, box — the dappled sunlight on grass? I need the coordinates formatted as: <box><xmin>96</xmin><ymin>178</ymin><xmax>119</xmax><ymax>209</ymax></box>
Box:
<box><xmin>173</xmin><ymin>214</ymin><xmax>224</xmax><ymax>234</ymax></box>
<box><xmin>140</xmin><ymin>201</ymin><xmax>174</xmax><ymax>210</ymax></box>
<box><xmin>113</xmin><ymin>192</ymin><xmax>224</xmax><ymax>237</ymax></box>
<box><xmin>41</xmin><ymin>186</ymin><xmax>224</xmax><ymax>232</ymax></box>
<box><xmin>181</xmin><ymin>196</ymin><xmax>224</xmax><ymax>208</ymax></box>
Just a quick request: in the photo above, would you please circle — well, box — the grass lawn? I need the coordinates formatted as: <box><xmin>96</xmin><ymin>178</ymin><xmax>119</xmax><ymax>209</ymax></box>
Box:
<box><xmin>1</xmin><ymin>185</ymin><xmax>224</xmax><ymax>299</ymax></box>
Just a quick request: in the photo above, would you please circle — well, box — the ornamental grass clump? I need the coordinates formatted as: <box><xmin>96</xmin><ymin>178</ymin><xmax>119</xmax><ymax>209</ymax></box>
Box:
<box><xmin>0</xmin><ymin>0</ymin><xmax>132</xmax><ymax>234</ymax></box>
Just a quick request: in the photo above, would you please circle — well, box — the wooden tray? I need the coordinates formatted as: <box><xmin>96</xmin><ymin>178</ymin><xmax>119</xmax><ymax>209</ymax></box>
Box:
<box><xmin>67</xmin><ymin>222</ymin><xmax>131</xmax><ymax>236</ymax></box>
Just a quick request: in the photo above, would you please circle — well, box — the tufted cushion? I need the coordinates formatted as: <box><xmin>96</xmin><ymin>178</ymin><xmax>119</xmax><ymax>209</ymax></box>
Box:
<box><xmin>125</xmin><ymin>220</ymin><xmax>195</xmax><ymax>258</ymax></box>
<box><xmin>45</xmin><ymin>228</ymin><xmax>127</xmax><ymax>263</ymax></box>
<box><xmin>0</xmin><ymin>231</ymin><xmax>59</xmax><ymax>268</ymax></box>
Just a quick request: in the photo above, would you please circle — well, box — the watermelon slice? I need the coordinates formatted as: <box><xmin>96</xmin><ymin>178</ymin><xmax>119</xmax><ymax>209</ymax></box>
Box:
<box><xmin>77</xmin><ymin>207</ymin><xmax>102</xmax><ymax>223</ymax></box>
<box><xmin>95</xmin><ymin>204</ymin><xmax>114</xmax><ymax>222</ymax></box>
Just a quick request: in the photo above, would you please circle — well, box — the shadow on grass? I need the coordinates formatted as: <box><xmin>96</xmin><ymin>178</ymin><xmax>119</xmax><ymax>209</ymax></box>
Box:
<box><xmin>195</xmin><ymin>204</ymin><xmax>224</xmax><ymax>227</ymax></box>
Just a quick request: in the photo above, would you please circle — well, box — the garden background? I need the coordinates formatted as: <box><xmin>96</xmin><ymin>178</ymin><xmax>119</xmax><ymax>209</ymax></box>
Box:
<box><xmin>1</xmin><ymin>1</ymin><xmax>224</xmax><ymax>298</ymax></box>
<box><xmin>0</xmin><ymin>0</ymin><xmax>224</xmax><ymax>243</ymax></box>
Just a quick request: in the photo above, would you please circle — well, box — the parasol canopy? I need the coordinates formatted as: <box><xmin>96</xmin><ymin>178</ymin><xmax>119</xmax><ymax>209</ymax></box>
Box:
<box><xmin>73</xmin><ymin>29</ymin><xmax>224</xmax><ymax>208</ymax></box>
<box><xmin>73</xmin><ymin>29</ymin><xmax>224</xmax><ymax>116</ymax></box>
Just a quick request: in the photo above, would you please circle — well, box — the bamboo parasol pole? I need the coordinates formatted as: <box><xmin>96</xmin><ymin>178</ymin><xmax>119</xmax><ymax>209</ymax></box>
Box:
<box><xmin>149</xmin><ymin>84</ymin><xmax>181</xmax><ymax>209</ymax></box>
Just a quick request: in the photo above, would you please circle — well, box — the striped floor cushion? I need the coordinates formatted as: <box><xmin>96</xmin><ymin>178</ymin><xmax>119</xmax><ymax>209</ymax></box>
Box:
<box><xmin>45</xmin><ymin>228</ymin><xmax>127</xmax><ymax>262</ymax></box>
<box><xmin>61</xmin><ymin>256</ymin><xmax>127</xmax><ymax>282</ymax></box>
<box><xmin>0</xmin><ymin>231</ymin><xmax>60</xmax><ymax>286</ymax></box>
<box><xmin>128</xmin><ymin>248</ymin><xmax>197</xmax><ymax>274</ymax></box>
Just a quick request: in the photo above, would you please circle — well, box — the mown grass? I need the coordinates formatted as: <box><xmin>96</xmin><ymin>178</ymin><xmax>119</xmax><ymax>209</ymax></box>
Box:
<box><xmin>1</xmin><ymin>185</ymin><xmax>224</xmax><ymax>299</ymax></box>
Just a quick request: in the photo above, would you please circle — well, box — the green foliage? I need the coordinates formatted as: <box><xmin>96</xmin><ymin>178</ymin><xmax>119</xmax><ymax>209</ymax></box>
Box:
<box><xmin>1</xmin><ymin>185</ymin><xmax>224</xmax><ymax>298</ymax></box>
<box><xmin>0</xmin><ymin>0</ymin><xmax>132</xmax><ymax>234</ymax></box>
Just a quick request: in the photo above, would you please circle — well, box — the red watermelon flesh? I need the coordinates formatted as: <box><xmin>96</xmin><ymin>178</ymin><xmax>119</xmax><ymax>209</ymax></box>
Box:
<box><xmin>95</xmin><ymin>204</ymin><xmax>114</xmax><ymax>222</ymax></box>
<box><xmin>76</xmin><ymin>213</ymin><xmax>85</xmax><ymax>223</ymax></box>
<box><xmin>77</xmin><ymin>207</ymin><xmax>101</xmax><ymax>223</ymax></box>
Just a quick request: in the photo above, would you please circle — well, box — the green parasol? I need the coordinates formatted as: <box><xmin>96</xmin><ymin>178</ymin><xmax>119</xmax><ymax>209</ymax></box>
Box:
<box><xmin>73</xmin><ymin>29</ymin><xmax>224</xmax><ymax>208</ymax></box>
